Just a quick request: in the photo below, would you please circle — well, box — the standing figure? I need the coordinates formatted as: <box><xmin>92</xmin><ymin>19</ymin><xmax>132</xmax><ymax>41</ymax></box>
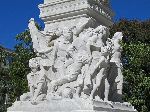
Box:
<box><xmin>89</xmin><ymin>46</ymin><xmax>110</xmax><ymax>101</ymax></box>
<box><xmin>108</xmin><ymin>32</ymin><xmax>123</xmax><ymax>102</ymax></box>
<box><xmin>83</xmin><ymin>25</ymin><xmax>109</xmax><ymax>96</ymax></box>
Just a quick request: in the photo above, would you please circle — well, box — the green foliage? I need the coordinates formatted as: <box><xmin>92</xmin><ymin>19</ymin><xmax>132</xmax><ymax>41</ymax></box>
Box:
<box><xmin>9</xmin><ymin>29</ymin><xmax>36</xmax><ymax>102</ymax></box>
<box><xmin>0</xmin><ymin>23</ymin><xmax>41</xmax><ymax>112</ymax></box>
<box><xmin>0</xmin><ymin>48</ymin><xmax>13</xmax><ymax>112</ymax></box>
<box><xmin>110</xmin><ymin>19</ymin><xmax>150</xmax><ymax>112</ymax></box>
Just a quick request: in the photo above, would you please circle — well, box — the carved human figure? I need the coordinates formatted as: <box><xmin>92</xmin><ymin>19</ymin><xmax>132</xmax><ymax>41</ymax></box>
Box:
<box><xmin>83</xmin><ymin>25</ymin><xmax>110</xmax><ymax>96</ymax></box>
<box><xmin>49</xmin><ymin>28</ymin><xmax>95</xmax><ymax>95</ymax></box>
<box><xmin>21</xmin><ymin>58</ymin><xmax>47</xmax><ymax>104</ymax></box>
<box><xmin>28</xmin><ymin>18</ymin><xmax>56</xmax><ymax>70</ymax></box>
<box><xmin>51</xmin><ymin>50</ymin><xmax>90</xmax><ymax>94</ymax></box>
<box><xmin>108</xmin><ymin>32</ymin><xmax>123</xmax><ymax>102</ymax></box>
<box><xmin>89</xmin><ymin>46</ymin><xmax>110</xmax><ymax>100</ymax></box>
<box><xmin>66</xmin><ymin>28</ymin><xmax>95</xmax><ymax>97</ymax></box>
<box><xmin>52</xmin><ymin>27</ymin><xmax>73</xmax><ymax>78</ymax></box>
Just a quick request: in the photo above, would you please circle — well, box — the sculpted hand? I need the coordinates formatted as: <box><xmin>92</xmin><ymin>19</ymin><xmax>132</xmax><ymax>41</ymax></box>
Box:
<box><xmin>51</xmin><ymin>81</ymin><xmax>58</xmax><ymax>92</ymax></box>
<box><xmin>88</xmin><ymin>55</ymin><xmax>93</xmax><ymax>64</ymax></box>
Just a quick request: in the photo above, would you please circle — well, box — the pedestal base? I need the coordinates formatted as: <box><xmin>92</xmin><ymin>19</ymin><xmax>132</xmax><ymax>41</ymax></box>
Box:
<box><xmin>8</xmin><ymin>99</ymin><xmax>137</xmax><ymax>112</ymax></box>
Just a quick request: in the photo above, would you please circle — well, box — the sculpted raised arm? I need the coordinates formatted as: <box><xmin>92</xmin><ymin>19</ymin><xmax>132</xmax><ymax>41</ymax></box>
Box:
<box><xmin>86</xmin><ymin>34</ymin><xmax>98</xmax><ymax>57</ymax></box>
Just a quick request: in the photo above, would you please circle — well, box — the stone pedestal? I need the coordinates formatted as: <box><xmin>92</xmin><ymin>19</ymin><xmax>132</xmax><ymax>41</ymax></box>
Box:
<box><xmin>38</xmin><ymin>0</ymin><xmax>114</xmax><ymax>32</ymax></box>
<box><xmin>8</xmin><ymin>99</ymin><xmax>137</xmax><ymax>112</ymax></box>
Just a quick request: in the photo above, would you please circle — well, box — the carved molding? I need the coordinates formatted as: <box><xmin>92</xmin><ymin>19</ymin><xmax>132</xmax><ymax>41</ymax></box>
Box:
<box><xmin>39</xmin><ymin>0</ymin><xmax>113</xmax><ymax>24</ymax></box>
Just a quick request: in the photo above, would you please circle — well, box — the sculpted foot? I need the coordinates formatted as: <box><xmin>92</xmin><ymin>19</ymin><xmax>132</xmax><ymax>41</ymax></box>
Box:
<box><xmin>31</xmin><ymin>99</ymin><xmax>38</xmax><ymax>105</ymax></box>
<box><xmin>89</xmin><ymin>95</ymin><xmax>94</xmax><ymax>100</ymax></box>
<box><xmin>104</xmin><ymin>98</ymin><xmax>109</xmax><ymax>102</ymax></box>
<box><xmin>104</xmin><ymin>99</ymin><xmax>113</xmax><ymax>106</ymax></box>
<box><xmin>74</xmin><ymin>94</ymin><xmax>80</xmax><ymax>99</ymax></box>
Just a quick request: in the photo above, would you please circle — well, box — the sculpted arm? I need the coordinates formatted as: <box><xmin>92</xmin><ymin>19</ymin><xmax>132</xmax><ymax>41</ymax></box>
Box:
<box><xmin>27</xmin><ymin>73</ymin><xmax>34</xmax><ymax>97</ymax></box>
<box><xmin>86</xmin><ymin>35</ymin><xmax>97</xmax><ymax>57</ymax></box>
<box><xmin>90</xmin><ymin>56</ymin><xmax>105</xmax><ymax>77</ymax></box>
<box><xmin>51</xmin><ymin>41</ymin><xmax>58</xmax><ymax>65</ymax></box>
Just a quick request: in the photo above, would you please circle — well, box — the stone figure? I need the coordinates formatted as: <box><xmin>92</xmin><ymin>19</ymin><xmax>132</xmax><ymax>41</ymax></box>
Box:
<box><xmin>25</xmin><ymin>23</ymin><xmax>123</xmax><ymax>102</ymax></box>
<box><xmin>49</xmin><ymin>27</ymin><xmax>95</xmax><ymax>96</ymax></box>
<box><xmin>89</xmin><ymin>46</ymin><xmax>110</xmax><ymax>101</ymax></box>
<box><xmin>29</xmin><ymin>58</ymin><xmax>48</xmax><ymax>104</ymax></box>
<box><xmin>28</xmin><ymin>18</ymin><xmax>57</xmax><ymax>68</ymax></box>
<box><xmin>52</xmin><ymin>27</ymin><xmax>73</xmax><ymax>78</ymax></box>
<box><xmin>20</xmin><ymin>58</ymin><xmax>47</xmax><ymax>104</ymax></box>
<box><xmin>83</xmin><ymin>25</ymin><xmax>110</xmax><ymax>96</ymax></box>
<box><xmin>65</xmin><ymin>28</ymin><xmax>95</xmax><ymax>97</ymax></box>
<box><xmin>108</xmin><ymin>32</ymin><xmax>123</xmax><ymax>102</ymax></box>
<box><xmin>50</xmin><ymin>46</ymin><xmax>90</xmax><ymax>95</ymax></box>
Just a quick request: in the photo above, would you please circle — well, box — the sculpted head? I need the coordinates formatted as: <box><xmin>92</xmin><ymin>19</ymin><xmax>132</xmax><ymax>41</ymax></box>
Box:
<box><xmin>94</xmin><ymin>25</ymin><xmax>109</xmax><ymax>36</ymax></box>
<box><xmin>62</xmin><ymin>27</ymin><xmax>73</xmax><ymax>41</ymax></box>
<box><xmin>101</xmin><ymin>46</ymin><xmax>110</xmax><ymax>56</ymax></box>
<box><xmin>85</xmin><ymin>28</ymin><xmax>95</xmax><ymax>37</ymax></box>
<box><xmin>29</xmin><ymin>58</ymin><xmax>40</xmax><ymax>73</ymax></box>
<box><xmin>54</xmin><ymin>28</ymin><xmax>62</xmax><ymax>37</ymax></box>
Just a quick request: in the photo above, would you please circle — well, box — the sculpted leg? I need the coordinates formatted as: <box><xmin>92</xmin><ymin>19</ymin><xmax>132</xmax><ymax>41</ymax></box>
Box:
<box><xmin>32</xmin><ymin>82</ymin><xmax>44</xmax><ymax>104</ymax></box>
<box><xmin>51</xmin><ymin>62</ymin><xmax>83</xmax><ymax>92</ymax></box>
<box><xmin>115</xmin><ymin>68</ymin><xmax>123</xmax><ymax>102</ymax></box>
<box><xmin>104</xmin><ymin>78</ymin><xmax>110</xmax><ymax>101</ymax></box>
<box><xmin>116</xmin><ymin>68</ymin><xmax>123</xmax><ymax>95</ymax></box>
<box><xmin>29</xmin><ymin>86</ymin><xmax>35</xmax><ymax>98</ymax></box>
<box><xmin>58</xmin><ymin>64</ymin><xmax>65</xmax><ymax>77</ymax></box>
<box><xmin>90</xmin><ymin>68</ymin><xmax>105</xmax><ymax>100</ymax></box>
<box><xmin>75</xmin><ymin>86</ymin><xmax>82</xmax><ymax>98</ymax></box>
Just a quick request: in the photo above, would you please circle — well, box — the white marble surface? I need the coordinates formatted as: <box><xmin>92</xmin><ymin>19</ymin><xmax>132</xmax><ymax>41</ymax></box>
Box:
<box><xmin>8</xmin><ymin>0</ymin><xmax>137</xmax><ymax>112</ymax></box>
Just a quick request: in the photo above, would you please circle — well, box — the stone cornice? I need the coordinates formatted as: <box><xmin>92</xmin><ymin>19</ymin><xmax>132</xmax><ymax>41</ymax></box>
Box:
<box><xmin>39</xmin><ymin>0</ymin><xmax>114</xmax><ymax>26</ymax></box>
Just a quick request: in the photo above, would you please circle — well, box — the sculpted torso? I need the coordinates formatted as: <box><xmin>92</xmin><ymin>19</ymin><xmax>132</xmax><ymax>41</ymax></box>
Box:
<box><xmin>110</xmin><ymin>33</ymin><xmax>123</xmax><ymax>63</ymax></box>
<box><xmin>55</xmin><ymin>37</ymin><xmax>71</xmax><ymax>59</ymax></box>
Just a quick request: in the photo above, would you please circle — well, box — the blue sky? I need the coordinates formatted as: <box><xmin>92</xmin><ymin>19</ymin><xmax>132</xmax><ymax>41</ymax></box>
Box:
<box><xmin>0</xmin><ymin>0</ymin><xmax>150</xmax><ymax>49</ymax></box>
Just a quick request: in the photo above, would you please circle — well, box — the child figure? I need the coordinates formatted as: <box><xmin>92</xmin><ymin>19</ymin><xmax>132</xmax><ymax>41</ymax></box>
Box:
<box><xmin>27</xmin><ymin>58</ymin><xmax>47</xmax><ymax>104</ymax></box>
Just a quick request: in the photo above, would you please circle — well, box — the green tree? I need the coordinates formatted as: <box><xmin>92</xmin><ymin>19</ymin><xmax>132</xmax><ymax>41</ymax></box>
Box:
<box><xmin>8</xmin><ymin>29</ymin><xmax>36</xmax><ymax>103</ymax></box>
<box><xmin>110</xmin><ymin>19</ymin><xmax>150</xmax><ymax>112</ymax></box>
<box><xmin>0</xmin><ymin>47</ymin><xmax>14</xmax><ymax>112</ymax></box>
